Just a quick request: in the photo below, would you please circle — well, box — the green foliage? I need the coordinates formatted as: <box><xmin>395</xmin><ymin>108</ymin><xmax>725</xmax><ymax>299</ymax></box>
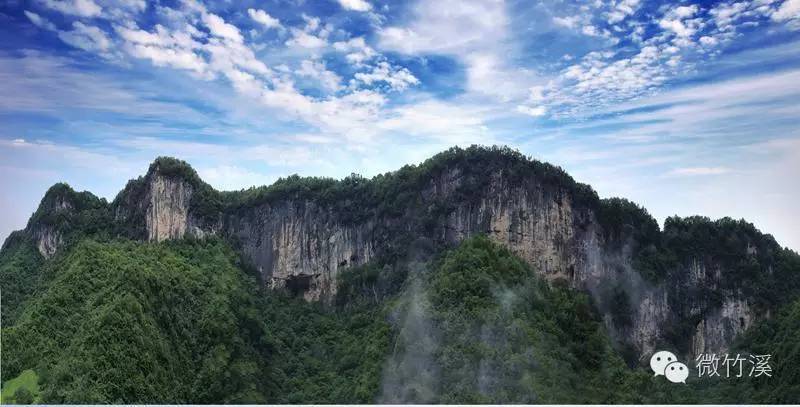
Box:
<box><xmin>13</xmin><ymin>387</ymin><xmax>34</xmax><ymax>404</ymax></box>
<box><xmin>597</xmin><ymin>198</ymin><xmax>675</xmax><ymax>283</ymax></box>
<box><xmin>0</xmin><ymin>369</ymin><xmax>41</xmax><ymax>404</ymax></box>
<box><xmin>220</xmin><ymin>145</ymin><xmax>600</xmax><ymax>224</ymax></box>
<box><xmin>259</xmin><ymin>294</ymin><xmax>392</xmax><ymax>403</ymax></box>
<box><xmin>27</xmin><ymin>183</ymin><xmax>114</xmax><ymax>246</ymax></box>
<box><xmin>597</xmin><ymin>198</ymin><xmax>660</xmax><ymax>245</ymax></box>
<box><xmin>28</xmin><ymin>183</ymin><xmax>110</xmax><ymax>229</ymax></box>
<box><xmin>335</xmin><ymin>262</ymin><xmax>408</xmax><ymax>307</ymax></box>
<box><xmin>147</xmin><ymin>156</ymin><xmax>205</xmax><ymax>184</ymax></box>
<box><xmin>661</xmin><ymin>216</ymin><xmax>796</xmax><ymax>309</ymax></box>
<box><xmin>3</xmin><ymin>148</ymin><xmax>800</xmax><ymax>404</ymax></box>
<box><xmin>0</xmin><ymin>234</ymin><xmax>44</xmax><ymax>325</ymax></box>
<box><xmin>1</xmin><ymin>239</ymin><xmax>271</xmax><ymax>403</ymax></box>
<box><xmin>1</xmin><ymin>230</ymin><xmax>798</xmax><ymax>403</ymax></box>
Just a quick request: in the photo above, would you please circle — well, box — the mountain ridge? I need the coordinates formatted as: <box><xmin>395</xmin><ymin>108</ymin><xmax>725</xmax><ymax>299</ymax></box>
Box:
<box><xmin>4</xmin><ymin>145</ymin><xmax>798</xmax><ymax>363</ymax></box>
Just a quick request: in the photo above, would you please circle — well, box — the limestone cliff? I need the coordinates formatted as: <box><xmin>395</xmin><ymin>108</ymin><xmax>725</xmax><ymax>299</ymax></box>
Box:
<box><xmin>225</xmin><ymin>200</ymin><xmax>375</xmax><ymax>301</ymax></box>
<box><xmin>22</xmin><ymin>183</ymin><xmax>109</xmax><ymax>259</ymax></box>
<box><xmin>112</xmin><ymin>157</ymin><xmax>218</xmax><ymax>242</ymax></box>
<box><xmin>8</xmin><ymin>148</ymin><xmax>795</xmax><ymax>362</ymax></box>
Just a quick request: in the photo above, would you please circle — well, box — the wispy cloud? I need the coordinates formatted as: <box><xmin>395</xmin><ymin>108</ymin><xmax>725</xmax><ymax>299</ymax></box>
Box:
<box><xmin>667</xmin><ymin>166</ymin><xmax>732</xmax><ymax>176</ymax></box>
<box><xmin>2</xmin><ymin>0</ymin><xmax>800</xmax><ymax>250</ymax></box>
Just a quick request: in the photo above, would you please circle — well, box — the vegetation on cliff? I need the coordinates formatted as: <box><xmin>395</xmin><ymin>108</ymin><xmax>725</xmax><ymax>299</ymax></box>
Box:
<box><xmin>0</xmin><ymin>235</ymin><xmax>44</xmax><ymax>325</ymax></box>
<box><xmin>2</xmin><ymin>146</ymin><xmax>799</xmax><ymax>403</ymax></box>
<box><xmin>1</xmin><ymin>230</ymin><xmax>797</xmax><ymax>403</ymax></box>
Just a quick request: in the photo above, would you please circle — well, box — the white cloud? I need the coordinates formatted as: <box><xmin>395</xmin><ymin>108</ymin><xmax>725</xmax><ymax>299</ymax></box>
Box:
<box><xmin>127</xmin><ymin>43</ymin><xmax>208</xmax><ymax>74</ymax></box>
<box><xmin>58</xmin><ymin>22</ymin><xmax>112</xmax><ymax>52</ymax></box>
<box><xmin>541</xmin><ymin>43</ymin><xmax>681</xmax><ymax>116</ymax></box>
<box><xmin>607</xmin><ymin>0</ymin><xmax>640</xmax><ymax>24</ymax></box>
<box><xmin>0</xmin><ymin>52</ymin><xmax>209</xmax><ymax>120</ymax></box>
<box><xmin>553</xmin><ymin>15</ymin><xmax>580</xmax><ymax>29</ymax></box>
<box><xmin>286</xmin><ymin>28</ymin><xmax>327</xmax><ymax>49</ymax></box>
<box><xmin>772</xmin><ymin>0</ymin><xmax>800</xmax><ymax>21</ymax></box>
<box><xmin>674</xmin><ymin>5</ymin><xmax>699</xmax><ymax>19</ymax></box>
<box><xmin>285</xmin><ymin>16</ymin><xmax>331</xmax><ymax>49</ymax></box>
<box><xmin>582</xmin><ymin>24</ymin><xmax>603</xmax><ymax>37</ymax></box>
<box><xmin>337</xmin><ymin>0</ymin><xmax>372</xmax><ymax>12</ymax></box>
<box><xmin>516</xmin><ymin>105</ymin><xmax>546</xmax><ymax>117</ymax></box>
<box><xmin>710</xmin><ymin>2</ymin><xmax>747</xmax><ymax>29</ymax></box>
<box><xmin>40</xmin><ymin>0</ymin><xmax>102</xmax><ymax>17</ymax></box>
<box><xmin>658</xmin><ymin>17</ymin><xmax>696</xmax><ymax>38</ymax></box>
<box><xmin>376</xmin><ymin>0</ymin><xmax>540</xmax><ymax>102</ymax></box>
<box><xmin>668</xmin><ymin>166</ymin><xmax>732</xmax><ymax>176</ymax></box>
<box><xmin>464</xmin><ymin>52</ymin><xmax>539</xmax><ymax>101</ymax></box>
<box><xmin>198</xmin><ymin>165</ymin><xmax>273</xmax><ymax>190</ymax></box>
<box><xmin>205</xmin><ymin>37</ymin><xmax>271</xmax><ymax>77</ymax></box>
<box><xmin>531</xmin><ymin>0</ymin><xmax>788</xmax><ymax>117</ymax></box>
<box><xmin>352</xmin><ymin>61</ymin><xmax>419</xmax><ymax>91</ymax></box>
<box><xmin>587</xmin><ymin>68</ymin><xmax>800</xmax><ymax>146</ymax></box>
<box><xmin>203</xmin><ymin>13</ymin><xmax>243</xmax><ymax>43</ymax></box>
<box><xmin>378</xmin><ymin>99</ymin><xmax>494</xmax><ymax>144</ymax></box>
<box><xmin>116</xmin><ymin>24</ymin><xmax>209</xmax><ymax>76</ymax></box>
<box><xmin>699</xmin><ymin>35</ymin><xmax>719</xmax><ymax>46</ymax></box>
<box><xmin>378</xmin><ymin>0</ymin><xmax>507</xmax><ymax>55</ymax></box>
<box><xmin>658</xmin><ymin>5</ymin><xmax>702</xmax><ymax>40</ymax></box>
<box><xmin>333</xmin><ymin>37</ymin><xmax>376</xmax><ymax>65</ymax></box>
<box><xmin>248</xmin><ymin>8</ymin><xmax>282</xmax><ymax>29</ymax></box>
<box><xmin>24</xmin><ymin>10</ymin><xmax>57</xmax><ymax>31</ymax></box>
<box><xmin>297</xmin><ymin>59</ymin><xmax>342</xmax><ymax>92</ymax></box>
<box><xmin>293</xmin><ymin>133</ymin><xmax>338</xmax><ymax>144</ymax></box>
<box><xmin>98</xmin><ymin>0</ymin><xmax>147</xmax><ymax>19</ymax></box>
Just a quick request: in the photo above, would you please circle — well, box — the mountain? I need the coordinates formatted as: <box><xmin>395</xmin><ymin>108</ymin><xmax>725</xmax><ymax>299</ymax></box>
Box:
<box><xmin>2</xmin><ymin>145</ymin><xmax>799</xmax><ymax>403</ymax></box>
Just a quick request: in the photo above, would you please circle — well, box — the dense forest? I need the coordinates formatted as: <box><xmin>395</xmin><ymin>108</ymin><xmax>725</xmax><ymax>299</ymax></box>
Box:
<box><xmin>2</xmin><ymin>146</ymin><xmax>799</xmax><ymax>403</ymax></box>
<box><xmin>2</xmin><ymin>234</ymin><xmax>798</xmax><ymax>403</ymax></box>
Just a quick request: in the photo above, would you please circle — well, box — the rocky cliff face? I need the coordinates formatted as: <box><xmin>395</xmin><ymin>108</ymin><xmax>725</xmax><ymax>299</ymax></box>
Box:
<box><xmin>112</xmin><ymin>160</ymin><xmax>217</xmax><ymax>243</ymax></box>
<box><xmin>146</xmin><ymin>173</ymin><xmax>194</xmax><ymax>242</ymax></box>
<box><xmin>23</xmin><ymin>183</ymin><xmax>108</xmax><ymax>259</ymax></box>
<box><xmin>33</xmin><ymin>226</ymin><xmax>62</xmax><ymax>259</ymax></box>
<box><xmin>31</xmin><ymin>193</ymin><xmax>74</xmax><ymax>258</ymax></box>
<box><xmin>224</xmin><ymin>200</ymin><xmax>375</xmax><ymax>301</ymax></box>
<box><xmin>11</xmin><ymin>150</ymin><xmax>788</xmax><ymax>362</ymax></box>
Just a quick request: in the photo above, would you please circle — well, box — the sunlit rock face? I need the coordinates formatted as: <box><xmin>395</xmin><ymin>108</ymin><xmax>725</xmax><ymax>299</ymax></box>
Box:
<box><xmin>206</xmin><ymin>164</ymin><xmax>758</xmax><ymax>359</ymax></box>
<box><xmin>224</xmin><ymin>200</ymin><xmax>375</xmax><ymax>301</ymax></box>
<box><xmin>30</xmin><ymin>193</ymin><xmax>74</xmax><ymax>258</ymax></box>
<box><xmin>145</xmin><ymin>173</ymin><xmax>193</xmax><ymax>242</ymax></box>
<box><xmin>33</xmin><ymin>225</ymin><xmax>61</xmax><ymax>259</ymax></box>
<box><xmin>15</xmin><ymin>154</ymin><xmax>772</xmax><ymax>361</ymax></box>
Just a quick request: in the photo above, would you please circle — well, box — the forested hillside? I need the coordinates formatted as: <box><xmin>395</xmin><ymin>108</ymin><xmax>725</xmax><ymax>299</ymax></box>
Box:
<box><xmin>2</xmin><ymin>234</ymin><xmax>797</xmax><ymax>403</ymax></box>
<box><xmin>2</xmin><ymin>146</ymin><xmax>799</xmax><ymax>403</ymax></box>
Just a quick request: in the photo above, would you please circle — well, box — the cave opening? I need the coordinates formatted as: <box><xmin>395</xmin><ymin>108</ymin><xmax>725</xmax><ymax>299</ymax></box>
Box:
<box><xmin>286</xmin><ymin>274</ymin><xmax>313</xmax><ymax>297</ymax></box>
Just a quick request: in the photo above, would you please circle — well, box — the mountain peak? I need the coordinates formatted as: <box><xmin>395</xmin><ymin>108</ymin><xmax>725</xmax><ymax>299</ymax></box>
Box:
<box><xmin>146</xmin><ymin>156</ymin><xmax>203</xmax><ymax>185</ymax></box>
<box><xmin>30</xmin><ymin>183</ymin><xmax>105</xmax><ymax>227</ymax></box>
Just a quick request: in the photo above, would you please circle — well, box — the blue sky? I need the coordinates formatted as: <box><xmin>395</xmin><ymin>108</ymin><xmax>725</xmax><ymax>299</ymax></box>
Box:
<box><xmin>1</xmin><ymin>0</ymin><xmax>799</xmax><ymax>250</ymax></box>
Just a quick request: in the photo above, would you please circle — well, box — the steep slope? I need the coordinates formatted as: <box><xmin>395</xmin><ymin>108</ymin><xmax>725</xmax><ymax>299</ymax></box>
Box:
<box><xmin>1</xmin><ymin>239</ymin><xmax>272</xmax><ymax>403</ymax></box>
<box><xmin>0</xmin><ymin>235</ymin><xmax>678</xmax><ymax>403</ymax></box>
<box><xmin>0</xmin><ymin>231</ymin><xmax>796</xmax><ymax>403</ymax></box>
<box><xmin>378</xmin><ymin>235</ymin><xmax>634</xmax><ymax>403</ymax></box>
<box><xmin>3</xmin><ymin>146</ymin><xmax>798</xmax><ymax>363</ymax></box>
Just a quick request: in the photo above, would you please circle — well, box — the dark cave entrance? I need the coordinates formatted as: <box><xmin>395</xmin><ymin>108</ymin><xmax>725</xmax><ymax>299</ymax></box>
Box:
<box><xmin>286</xmin><ymin>274</ymin><xmax>313</xmax><ymax>297</ymax></box>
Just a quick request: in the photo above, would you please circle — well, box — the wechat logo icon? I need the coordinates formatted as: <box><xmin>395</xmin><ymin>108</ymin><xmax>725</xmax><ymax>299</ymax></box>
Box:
<box><xmin>650</xmin><ymin>350</ymin><xmax>689</xmax><ymax>384</ymax></box>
